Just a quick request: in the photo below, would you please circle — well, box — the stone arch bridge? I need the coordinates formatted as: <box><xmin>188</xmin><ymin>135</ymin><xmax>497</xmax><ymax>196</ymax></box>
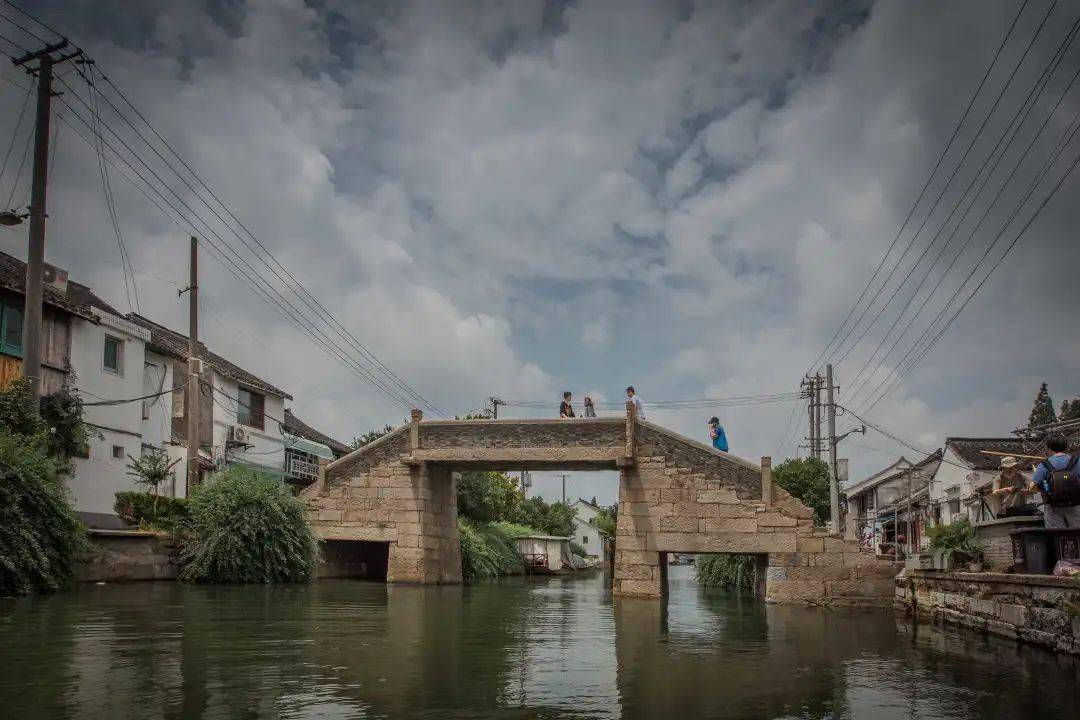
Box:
<box><xmin>302</xmin><ymin>407</ymin><xmax>898</xmax><ymax>604</ymax></box>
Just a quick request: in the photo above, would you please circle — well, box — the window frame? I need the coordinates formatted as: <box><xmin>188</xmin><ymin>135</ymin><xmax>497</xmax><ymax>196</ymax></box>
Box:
<box><xmin>0</xmin><ymin>298</ymin><xmax>24</xmax><ymax>358</ymax></box>
<box><xmin>103</xmin><ymin>334</ymin><xmax>124</xmax><ymax>375</ymax></box>
<box><xmin>237</xmin><ymin>386</ymin><xmax>265</xmax><ymax>431</ymax></box>
<box><xmin>111</xmin><ymin>445</ymin><xmax>125</xmax><ymax>460</ymax></box>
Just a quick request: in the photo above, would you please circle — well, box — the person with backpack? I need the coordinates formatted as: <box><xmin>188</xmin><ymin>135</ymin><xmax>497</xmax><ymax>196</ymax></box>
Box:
<box><xmin>707</xmin><ymin>417</ymin><xmax>729</xmax><ymax>453</ymax></box>
<box><xmin>1031</xmin><ymin>434</ymin><xmax>1080</xmax><ymax>529</ymax></box>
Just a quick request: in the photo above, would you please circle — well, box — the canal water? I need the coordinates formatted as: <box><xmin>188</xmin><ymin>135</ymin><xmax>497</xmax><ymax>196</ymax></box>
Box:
<box><xmin>0</xmin><ymin>565</ymin><xmax>1076</xmax><ymax>719</ymax></box>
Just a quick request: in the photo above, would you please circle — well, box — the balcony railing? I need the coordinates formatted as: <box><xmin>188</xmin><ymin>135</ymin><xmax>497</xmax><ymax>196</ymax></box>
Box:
<box><xmin>287</xmin><ymin>454</ymin><xmax>319</xmax><ymax>482</ymax></box>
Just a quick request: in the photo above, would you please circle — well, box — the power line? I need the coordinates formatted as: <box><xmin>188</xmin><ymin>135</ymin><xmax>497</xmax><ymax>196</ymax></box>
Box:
<box><xmin>82</xmin><ymin>380</ymin><xmax>188</xmax><ymax>407</ymax></box>
<box><xmin>845</xmin><ymin>13</ymin><xmax>1080</xmax><ymax>405</ymax></box>
<box><xmin>92</xmin><ymin>70</ymin><xmax>448</xmax><ymax>420</ymax></box>
<box><xmin>803</xmin><ymin>0</ymin><xmax>1034</xmax><ymax>376</ymax></box>
<box><xmin>50</xmin><ymin>82</ymin><xmax>425</xmax><ymax>414</ymax></box>
<box><xmin>0</xmin><ymin>73</ymin><xmax>31</xmax><ymax>195</ymax></box>
<box><xmin>3</xmin><ymin>3</ymin><xmax>445</xmax><ymax>417</ymax></box>
<box><xmin>825</xmin><ymin>0</ymin><xmax>1058</xmax><ymax>372</ymax></box>
<box><xmin>853</xmin><ymin>81</ymin><xmax>1080</xmax><ymax>417</ymax></box>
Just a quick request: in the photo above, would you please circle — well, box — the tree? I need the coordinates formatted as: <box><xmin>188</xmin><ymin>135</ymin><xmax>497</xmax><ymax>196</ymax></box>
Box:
<box><xmin>1028</xmin><ymin>382</ymin><xmax>1057</xmax><ymax>428</ymax></box>
<box><xmin>1061</xmin><ymin>397</ymin><xmax>1080</xmax><ymax>423</ymax></box>
<box><xmin>350</xmin><ymin>424</ymin><xmax>395</xmax><ymax>450</ymax></box>
<box><xmin>773</xmin><ymin>456</ymin><xmax>831</xmax><ymax>526</ymax></box>
<box><xmin>125</xmin><ymin>449</ymin><xmax>181</xmax><ymax>513</ymax></box>
<box><xmin>457</xmin><ymin>471</ymin><xmax>522</xmax><ymax>524</ymax></box>
<box><xmin>512</xmin><ymin>496</ymin><xmax>577</xmax><ymax>537</ymax></box>
<box><xmin>595</xmin><ymin>503</ymin><xmax>618</xmax><ymax>537</ymax></box>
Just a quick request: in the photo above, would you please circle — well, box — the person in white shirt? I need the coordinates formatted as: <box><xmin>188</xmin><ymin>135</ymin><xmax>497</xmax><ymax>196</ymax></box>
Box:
<box><xmin>626</xmin><ymin>386</ymin><xmax>645</xmax><ymax>420</ymax></box>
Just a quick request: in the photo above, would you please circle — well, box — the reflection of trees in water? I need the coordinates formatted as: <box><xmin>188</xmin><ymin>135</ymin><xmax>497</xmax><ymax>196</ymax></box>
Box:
<box><xmin>615</xmin><ymin>592</ymin><xmax>870</xmax><ymax>719</ymax></box>
<box><xmin>892</xmin><ymin>618</ymin><xmax>1080</xmax><ymax>719</ymax></box>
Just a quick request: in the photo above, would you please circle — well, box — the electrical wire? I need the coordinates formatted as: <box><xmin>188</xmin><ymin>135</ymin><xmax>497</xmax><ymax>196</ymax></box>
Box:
<box><xmin>0</xmin><ymin>73</ymin><xmax>31</xmax><ymax>196</ymax></box>
<box><xmin>825</xmin><ymin>0</ymin><xmax>1059</xmax><ymax>372</ymax></box>
<box><xmin>845</xmin><ymin>16</ymin><xmax>1080</xmax><ymax>406</ymax></box>
<box><xmin>82</xmin><ymin>380</ymin><xmax>189</xmax><ymax>406</ymax></box>
<box><xmin>94</xmin><ymin>70</ymin><xmax>448</xmax><ymax>420</ymax></box>
<box><xmin>853</xmin><ymin>90</ymin><xmax>1080</xmax><ymax>417</ymax></box>
<box><xmin>803</xmin><ymin>0</ymin><xmax>1034</xmax><ymax>376</ymax></box>
<box><xmin>50</xmin><ymin>87</ymin><xmax>423</xmax><ymax>414</ymax></box>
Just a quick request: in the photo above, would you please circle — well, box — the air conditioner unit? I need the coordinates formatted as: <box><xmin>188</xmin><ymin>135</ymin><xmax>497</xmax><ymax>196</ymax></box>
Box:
<box><xmin>228</xmin><ymin>425</ymin><xmax>249</xmax><ymax>445</ymax></box>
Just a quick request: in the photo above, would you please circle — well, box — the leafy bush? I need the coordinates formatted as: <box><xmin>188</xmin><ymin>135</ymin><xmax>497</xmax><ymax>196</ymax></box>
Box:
<box><xmin>179</xmin><ymin>468</ymin><xmax>317</xmax><ymax>583</ymax></box>
<box><xmin>114</xmin><ymin>491</ymin><xmax>189</xmax><ymax>531</ymax></box>
<box><xmin>569</xmin><ymin>540</ymin><xmax>588</xmax><ymax>558</ymax></box>
<box><xmin>0</xmin><ymin>431</ymin><xmax>83</xmax><ymax>596</ymax></box>
<box><xmin>0</xmin><ymin>378</ymin><xmax>89</xmax><ymax>463</ymax></box>
<box><xmin>773</xmin><ymin>457</ymin><xmax>830</xmax><ymax>526</ymax></box>
<box><xmin>459</xmin><ymin>518</ymin><xmax>524</xmax><ymax>581</ymax></box>
<box><xmin>457</xmin><ymin>471</ymin><xmax>523</xmax><ymax>523</ymax></box>
<box><xmin>511</xmin><ymin>496</ymin><xmax>577</xmax><ymax>537</ymax></box>
<box><xmin>695</xmin><ymin>554</ymin><xmax>757</xmax><ymax>592</ymax></box>
<box><xmin>926</xmin><ymin>518</ymin><xmax>985</xmax><ymax>565</ymax></box>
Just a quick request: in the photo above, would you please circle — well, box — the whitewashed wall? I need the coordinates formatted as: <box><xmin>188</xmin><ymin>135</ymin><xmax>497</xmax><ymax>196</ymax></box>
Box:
<box><xmin>208</xmin><ymin>373</ymin><xmax>287</xmax><ymax>475</ymax></box>
<box><xmin>69</xmin><ymin>312</ymin><xmax>153</xmax><ymax>526</ymax></box>
<box><xmin>571</xmin><ymin>501</ymin><xmax>604</xmax><ymax>558</ymax></box>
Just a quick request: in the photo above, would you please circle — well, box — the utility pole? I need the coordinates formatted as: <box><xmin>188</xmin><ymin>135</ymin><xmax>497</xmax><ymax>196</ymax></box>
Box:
<box><xmin>813</xmin><ymin>373</ymin><xmax>823</xmax><ymax>460</ymax></box>
<box><xmin>182</xmin><ymin>237</ymin><xmax>201</xmax><ymax>491</ymax></box>
<box><xmin>489</xmin><ymin>396</ymin><xmax>503</xmax><ymax>419</ymax></box>
<box><xmin>558</xmin><ymin>473</ymin><xmax>569</xmax><ymax>504</ymax></box>
<box><xmin>805</xmin><ymin>375</ymin><xmax>819</xmax><ymax>460</ymax></box>
<box><xmin>826</xmin><ymin>363</ymin><xmax>839</xmax><ymax>534</ymax></box>
<box><xmin>13</xmin><ymin>41</ymin><xmax>80</xmax><ymax>408</ymax></box>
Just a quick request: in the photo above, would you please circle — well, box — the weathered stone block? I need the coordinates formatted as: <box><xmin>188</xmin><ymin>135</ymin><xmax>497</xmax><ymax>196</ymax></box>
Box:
<box><xmin>788</xmin><ymin>566</ymin><xmax>852</xmax><ymax>582</ymax></box>
<box><xmin>796</xmin><ymin>537</ymin><xmax>824</xmax><ymax>554</ymax></box>
<box><xmin>757</xmin><ymin>513</ymin><xmax>797</xmax><ymax>528</ymax></box>
<box><xmin>657</xmin><ymin>516</ymin><xmax>698</xmax><ymax>533</ymax></box>
<box><xmin>615</xmin><ymin>579</ymin><xmax>662</xmax><ymax>597</ymax></box>
<box><xmin>767</xmin><ymin>579</ymin><xmax>826</xmax><ymax>601</ymax></box>
<box><xmin>697</xmin><ymin>488</ymin><xmax>740</xmax><ymax>504</ymax></box>
<box><xmin>702</xmin><ymin>518</ymin><xmax>757</xmax><ymax>533</ymax></box>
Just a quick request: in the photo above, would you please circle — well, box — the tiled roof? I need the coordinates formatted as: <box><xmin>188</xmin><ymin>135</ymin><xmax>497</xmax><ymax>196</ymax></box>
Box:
<box><xmin>127</xmin><ymin>313</ymin><xmax>292</xmax><ymax>400</ymax></box>
<box><xmin>945</xmin><ymin>437</ymin><xmax>1043</xmax><ymax>471</ymax></box>
<box><xmin>0</xmin><ymin>252</ymin><xmax>99</xmax><ymax>320</ymax></box>
<box><xmin>283</xmin><ymin>409</ymin><xmax>349</xmax><ymax>456</ymax></box>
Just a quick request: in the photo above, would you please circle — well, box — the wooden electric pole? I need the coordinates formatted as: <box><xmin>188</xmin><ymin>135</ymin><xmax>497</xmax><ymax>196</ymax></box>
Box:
<box><xmin>826</xmin><ymin>363</ymin><xmax>839</xmax><ymax>534</ymax></box>
<box><xmin>185</xmin><ymin>237</ymin><xmax>201</xmax><ymax>491</ymax></box>
<box><xmin>13</xmin><ymin>41</ymin><xmax>81</xmax><ymax>408</ymax></box>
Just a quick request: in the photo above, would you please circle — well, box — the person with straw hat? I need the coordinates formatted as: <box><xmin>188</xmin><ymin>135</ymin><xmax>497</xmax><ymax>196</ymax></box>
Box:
<box><xmin>991</xmin><ymin>455</ymin><xmax>1033</xmax><ymax>516</ymax></box>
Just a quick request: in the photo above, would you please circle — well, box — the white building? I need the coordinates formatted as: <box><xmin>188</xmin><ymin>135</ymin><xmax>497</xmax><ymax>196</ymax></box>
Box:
<box><xmin>0</xmin><ymin>251</ymin><xmax>346</xmax><ymax>528</ymax></box>
<box><xmin>570</xmin><ymin>498</ymin><xmax>607</xmax><ymax>559</ymax></box>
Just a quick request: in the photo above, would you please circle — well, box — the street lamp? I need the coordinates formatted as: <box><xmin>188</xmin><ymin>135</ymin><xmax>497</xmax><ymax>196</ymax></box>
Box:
<box><xmin>0</xmin><ymin>210</ymin><xmax>28</xmax><ymax>227</ymax></box>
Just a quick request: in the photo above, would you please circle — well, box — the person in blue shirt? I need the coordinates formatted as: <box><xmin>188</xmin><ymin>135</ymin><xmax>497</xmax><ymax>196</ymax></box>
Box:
<box><xmin>707</xmin><ymin>417</ymin><xmax>729</xmax><ymax>453</ymax></box>
<box><xmin>1031</xmin><ymin>434</ymin><xmax>1080</xmax><ymax>529</ymax></box>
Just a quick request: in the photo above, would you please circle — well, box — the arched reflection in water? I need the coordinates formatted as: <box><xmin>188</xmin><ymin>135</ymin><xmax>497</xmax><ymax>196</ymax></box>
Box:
<box><xmin>0</xmin><ymin>565</ymin><xmax>1076</xmax><ymax>719</ymax></box>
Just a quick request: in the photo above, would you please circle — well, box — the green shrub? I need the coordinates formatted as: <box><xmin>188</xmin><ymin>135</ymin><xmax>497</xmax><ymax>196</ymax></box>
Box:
<box><xmin>0</xmin><ymin>431</ymin><xmax>83</xmax><ymax>596</ymax></box>
<box><xmin>569</xmin><ymin>540</ymin><xmax>588</xmax><ymax>558</ymax></box>
<box><xmin>459</xmin><ymin>518</ymin><xmax>524</xmax><ymax>581</ymax></box>
<box><xmin>695</xmin><ymin>554</ymin><xmax>757</xmax><ymax>592</ymax></box>
<box><xmin>927</xmin><ymin>518</ymin><xmax>985</xmax><ymax>564</ymax></box>
<box><xmin>179</xmin><ymin>468</ymin><xmax>317</xmax><ymax>583</ymax></box>
<box><xmin>114</xmin><ymin>491</ymin><xmax>189</xmax><ymax>531</ymax></box>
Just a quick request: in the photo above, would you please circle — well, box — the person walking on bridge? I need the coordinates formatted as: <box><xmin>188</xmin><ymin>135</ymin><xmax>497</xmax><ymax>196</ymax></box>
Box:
<box><xmin>583</xmin><ymin>396</ymin><xmax>597</xmax><ymax>418</ymax></box>
<box><xmin>707</xmin><ymin>417</ymin><xmax>729</xmax><ymax>453</ymax></box>
<box><xmin>626</xmin><ymin>386</ymin><xmax>645</xmax><ymax>420</ymax></box>
<box><xmin>560</xmin><ymin>391</ymin><xmax>576</xmax><ymax>418</ymax></box>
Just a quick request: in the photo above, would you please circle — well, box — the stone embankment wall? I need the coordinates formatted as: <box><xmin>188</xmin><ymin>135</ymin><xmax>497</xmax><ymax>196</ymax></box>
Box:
<box><xmin>616</xmin><ymin>423</ymin><xmax>901</xmax><ymax>603</ymax></box>
<box><xmin>896</xmin><ymin>570</ymin><xmax>1080</xmax><ymax>655</ymax></box>
<box><xmin>77</xmin><ymin>529</ymin><xmax>179</xmax><ymax>582</ymax></box>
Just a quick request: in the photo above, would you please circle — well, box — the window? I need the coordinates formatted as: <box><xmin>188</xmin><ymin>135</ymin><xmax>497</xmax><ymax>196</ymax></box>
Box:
<box><xmin>865</xmin><ymin>492</ymin><xmax>876</xmax><ymax>510</ymax></box>
<box><xmin>103</xmin><ymin>335</ymin><xmax>123</xmax><ymax>374</ymax></box>
<box><xmin>947</xmin><ymin>499</ymin><xmax>961</xmax><ymax>516</ymax></box>
<box><xmin>112</xmin><ymin>445</ymin><xmax>125</xmax><ymax>459</ymax></box>
<box><xmin>237</xmin><ymin>387</ymin><xmax>265</xmax><ymax>430</ymax></box>
<box><xmin>0</xmin><ymin>298</ymin><xmax>23</xmax><ymax>357</ymax></box>
<box><xmin>581</xmin><ymin>536</ymin><xmax>589</xmax><ymax>545</ymax></box>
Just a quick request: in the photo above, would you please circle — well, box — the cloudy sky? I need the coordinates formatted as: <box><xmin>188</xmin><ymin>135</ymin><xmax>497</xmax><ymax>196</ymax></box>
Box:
<box><xmin>2</xmin><ymin>0</ymin><xmax>1078</xmax><ymax>505</ymax></box>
